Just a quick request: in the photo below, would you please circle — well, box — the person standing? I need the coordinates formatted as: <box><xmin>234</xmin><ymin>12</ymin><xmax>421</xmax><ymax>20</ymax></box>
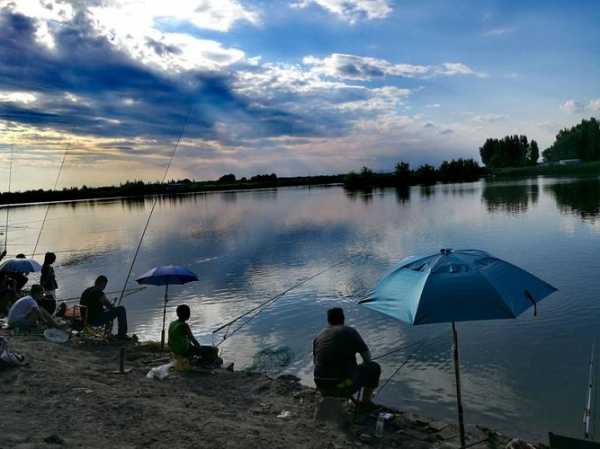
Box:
<box><xmin>80</xmin><ymin>275</ymin><xmax>128</xmax><ymax>339</ymax></box>
<box><xmin>40</xmin><ymin>252</ymin><xmax>58</xmax><ymax>299</ymax></box>
<box><xmin>313</xmin><ymin>307</ymin><xmax>381</xmax><ymax>405</ymax></box>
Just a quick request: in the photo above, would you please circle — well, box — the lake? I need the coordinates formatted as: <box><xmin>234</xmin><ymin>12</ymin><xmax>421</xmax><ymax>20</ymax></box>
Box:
<box><xmin>4</xmin><ymin>176</ymin><xmax>600</xmax><ymax>440</ymax></box>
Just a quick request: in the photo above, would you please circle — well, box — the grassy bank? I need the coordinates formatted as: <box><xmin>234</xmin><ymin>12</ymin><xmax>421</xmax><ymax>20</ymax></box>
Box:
<box><xmin>492</xmin><ymin>161</ymin><xmax>600</xmax><ymax>178</ymax></box>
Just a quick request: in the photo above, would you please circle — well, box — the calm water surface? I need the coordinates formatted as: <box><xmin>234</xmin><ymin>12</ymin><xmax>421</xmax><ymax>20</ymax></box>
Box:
<box><xmin>4</xmin><ymin>177</ymin><xmax>600</xmax><ymax>440</ymax></box>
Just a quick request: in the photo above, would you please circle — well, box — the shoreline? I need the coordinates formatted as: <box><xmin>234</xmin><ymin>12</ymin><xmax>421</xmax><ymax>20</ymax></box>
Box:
<box><xmin>0</xmin><ymin>336</ymin><xmax>542</xmax><ymax>449</ymax></box>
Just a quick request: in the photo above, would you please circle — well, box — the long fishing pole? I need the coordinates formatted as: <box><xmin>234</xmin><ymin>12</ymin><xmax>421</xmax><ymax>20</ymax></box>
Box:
<box><xmin>117</xmin><ymin>106</ymin><xmax>194</xmax><ymax>306</ymax></box>
<box><xmin>213</xmin><ymin>258</ymin><xmax>350</xmax><ymax>344</ymax></box>
<box><xmin>31</xmin><ymin>144</ymin><xmax>70</xmax><ymax>258</ymax></box>
<box><xmin>59</xmin><ymin>286</ymin><xmax>146</xmax><ymax>303</ymax></box>
<box><xmin>3</xmin><ymin>145</ymin><xmax>14</xmax><ymax>253</ymax></box>
<box><xmin>585</xmin><ymin>341</ymin><xmax>596</xmax><ymax>439</ymax></box>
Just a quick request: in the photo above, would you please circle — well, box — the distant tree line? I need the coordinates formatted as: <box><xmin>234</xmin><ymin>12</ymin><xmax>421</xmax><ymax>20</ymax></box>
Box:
<box><xmin>0</xmin><ymin>173</ymin><xmax>344</xmax><ymax>206</ymax></box>
<box><xmin>542</xmin><ymin>118</ymin><xmax>600</xmax><ymax>162</ymax></box>
<box><xmin>479</xmin><ymin>135</ymin><xmax>539</xmax><ymax>169</ymax></box>
<box><xmin>343</xmin><ymin>158</ymin><xmax>486</xmax><ymax>190</ymax></box>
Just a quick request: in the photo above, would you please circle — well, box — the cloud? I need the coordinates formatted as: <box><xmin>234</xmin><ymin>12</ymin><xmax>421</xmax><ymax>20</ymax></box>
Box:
<box><xmin>1</xmin><ymin>1</ymin><xmax>257</xmax><ymax>74</ymax></box>
<box><xmin>0</xmin><ymin>9</ymin><xmax>319</xmax><ymax>147</ymax></box>
<box><xmin>589</xmin><ymin>99</ymin><xmax>600</xmax><ymax>112</ymax></box>
<box><xmin>303</xmin><ymin>54</ymin><xmax>485</xmax><ymax>80</ymax></box>
<box><xmin>471</xmin><ymin>113</ymin><xmax>507</xmax><ymax>123</ymax></box>
<box><xmin>291</xmin><ymin>0</ymin><xmax>392</xmax><ymax>23</ymax></box>
<box><xmin>559</xmin><ymin>99</ymin><xmax>600</xmax><ymax>114</ymax></box>
<box><xmin>0</xmin><ymin>91</ymin><xmax>37</xmax><ymax>104</ymax></box>
<box><xmin>483</xmin><ymin>27</ymin><xmax>515</xmax><ymax>37</ymax></box>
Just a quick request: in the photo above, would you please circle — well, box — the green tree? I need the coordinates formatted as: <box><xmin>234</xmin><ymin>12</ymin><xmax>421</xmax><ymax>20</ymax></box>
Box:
<box><xmin>527</xmin><ymin>140</ymin><xmax>539</xmax><ymax>165</ymax></box>
<box><xmin>394</xmin><ymin>161</ymin><xmax>411</xmax><ymax>185</ymax></box>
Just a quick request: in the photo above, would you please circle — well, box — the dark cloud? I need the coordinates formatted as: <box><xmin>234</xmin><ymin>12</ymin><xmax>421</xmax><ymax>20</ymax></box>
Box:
<box><xmin>0</xmin><ymin>9</ymin><xmax>333</xmax><ymax>144</ymax></box>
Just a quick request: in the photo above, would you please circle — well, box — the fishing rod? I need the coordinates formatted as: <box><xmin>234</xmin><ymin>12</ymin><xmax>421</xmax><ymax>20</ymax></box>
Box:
<box><xmin>585</xmin><ymin>341</ymin><xmax>596</xmax><ymax>439</ymax></box>
<box><xmin>31</xmin><ymin>144</ymin><xmax>70</xmax><ymax>258</ymax></box>
<box><xmin>3</xmin><ymin>145</ymin><xmax>14</xmax><ymax>253</ymax></box>
<box><xmin>213</xmin><ymin>258</ymin><xmax>351</xmax><ymax>345</ymax></box>
<box><xmin>117</xmin><ymin>105</ymin><xmax>194</xmax><ymax>306</ymax></box>
<box><xmin>59</xmin><ymin>286</ymin><xmax>146</xmax><ymax>304</ymax></box>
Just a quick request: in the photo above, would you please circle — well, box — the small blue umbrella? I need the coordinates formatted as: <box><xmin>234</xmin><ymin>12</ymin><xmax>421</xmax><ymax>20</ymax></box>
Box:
<box><xmin>360</xmin><ymin>249</ymin><xmax>557</xmax><ymax>448</ymax></box>
<box><xmin>0</xmin><ymin>258</ymin><xmax>42</xmax><ymax>273</ymax></box>
<box><xmin>136</xmin><ymin>265</ymin><xmax>199</xmax><ymax>350</ymax></box>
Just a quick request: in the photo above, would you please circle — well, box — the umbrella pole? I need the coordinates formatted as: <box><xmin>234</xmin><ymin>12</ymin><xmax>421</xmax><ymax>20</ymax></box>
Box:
<box><xmin>160</xmin><ymin>284</ymin><xmax>169</xmax><ymax>351</ymax></box>
<box><xmin>452</xmin><ymin>321</ymin><xmax>466</xmax><ymax>449</ymax></box>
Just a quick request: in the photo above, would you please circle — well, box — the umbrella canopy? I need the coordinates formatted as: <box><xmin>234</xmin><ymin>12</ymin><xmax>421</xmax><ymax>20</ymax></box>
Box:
<box><xmin>361</xmin><ymin>249</ymin><xmax>557</xmax><ymax>325</ymax></box>
<box><xmin>135</xmin><ymin>265</ymin><xmax>198</xmax><ymax>286</ymax></box>
<box><xmin>360</xmin><ymin>248</ymin><xmax>557</xmax><ymax>449</ymax></box>
<box><xmin>135</xmin><ymin>265</ymin><xmax>199</xmax><ymax>350</ymax></box>
<box><xmin>0</xmin><ymin>258</ymin><xmax>42</xmax><ymax>273</ymax></box>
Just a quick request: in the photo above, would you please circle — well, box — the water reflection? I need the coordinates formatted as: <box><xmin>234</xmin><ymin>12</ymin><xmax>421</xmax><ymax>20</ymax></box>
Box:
<box><xmin>482</xmin><ymin>180</ymin><xmax>539</xmax><ymax>214</ymax></box>
<box><xmin>545</xmin><ymin>178</ymin><xmax>600</xmax><ymax>221</ymax></box>
<box><xmin>5</xmin><ymin>179</ymin><xmax>600</xmax><ymax>440</ymax></box>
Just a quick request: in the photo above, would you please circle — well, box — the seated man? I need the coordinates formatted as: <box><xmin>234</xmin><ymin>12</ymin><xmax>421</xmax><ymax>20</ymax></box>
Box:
<box><xmin>7</xmin><ymin>284</ymin><xmax>57</xmax><ymax>330</ymax></box>
<box><xmin>313</xmin><ymin>307</ymin><xmax>381</xmax><ymax>405</ymax></box>
<box><xmin>168</xmin><ymin>304</ymin><xmax>219</xmax><ymax>366</ymax></box>
<box><xmin>80</xmin><ymin>275</ymin><xmax>128</xmax><ymax>339</ymax></box>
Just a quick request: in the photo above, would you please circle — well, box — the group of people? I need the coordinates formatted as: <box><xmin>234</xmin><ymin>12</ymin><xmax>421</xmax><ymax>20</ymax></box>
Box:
<box><xmin>0</xmin><ymin>251</ymin><xmax>128</xmax><ymax>339</ymax></box>
<box><xmin>1</xmin><ymin>249</ymin><xmax>380</xmax><ymax>407</ymax></box>
<box><xmin>167</xmin><ymin>303</ymin><xmax>381</xmax><ymax>407</ymax></box>
<box><xmin>0</xmin><ymin>251</ymin><xmax>58</xmax><ymax>319</ymax></box>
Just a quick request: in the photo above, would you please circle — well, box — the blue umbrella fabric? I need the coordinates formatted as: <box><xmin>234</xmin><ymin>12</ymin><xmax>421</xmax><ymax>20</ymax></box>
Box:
<box><xmin>360</xmin><ymin>249</ymin><xmax>557</xmax><ymax>325</ymax></box>
<box><xmin>136</xmin><ymin>265</ymin><xmax>198</xmax><ymax>286</ymax></box>
<box><xmin>360</xmin><ymin>249</ymin><xmax>557</xmax><ymax>449</ymax></box>
<box><xmin>135</xmin><ymin>265</ymin><xmax>199</xmax><ymax>350</ymax></box>
<box><xmin>0</xmin><ymin>258</ymin><xmax>42</xmax><ymax>273</ymax></box>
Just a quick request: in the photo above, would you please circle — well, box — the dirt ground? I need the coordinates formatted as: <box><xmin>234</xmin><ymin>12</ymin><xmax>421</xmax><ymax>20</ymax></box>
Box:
<box><xmin>0</xmin><ymin>336</ymin><xmax>535</xmax><ymax>449</ymax></box>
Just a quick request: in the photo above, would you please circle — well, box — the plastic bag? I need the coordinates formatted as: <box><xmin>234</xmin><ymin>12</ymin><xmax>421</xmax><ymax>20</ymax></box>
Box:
<box><xmin>146</xmin><ymin>361</ymin><xmax>175</xmax><ymax>380</ymax></box>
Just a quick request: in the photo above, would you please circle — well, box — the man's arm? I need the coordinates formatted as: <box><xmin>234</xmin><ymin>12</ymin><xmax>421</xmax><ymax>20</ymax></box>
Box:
<box><xmin>359</xmin><ymin>350</ymin><xmax>372</xmax><ymax>363</ymax></box>
<box><xmin>100</xmin><ymin>293</ymin><xmax>113</xmax><ymax>309</ymax></box>
<box><xmin>38</xmin><ymin>307</ymin><xmax>58</xmax><ymax>327</ymax></box>
<box><xmin>27</xmin><ymin>307</ymin><xmax>57</xmax><ymax>328</ymax></box>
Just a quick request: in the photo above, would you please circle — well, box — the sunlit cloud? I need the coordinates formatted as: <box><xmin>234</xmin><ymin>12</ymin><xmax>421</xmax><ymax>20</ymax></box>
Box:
<box><xmin>0</xmin><ymin>91</ymin><xmax>37</xmax><ymax>104</ymax></box>
<box><xmin>303</xmin><ymin>54</ymin><xmax>485</xmax><ymax>80</ymax></box>
<box><xmin>291</xmin><ymin>0</ymin><xmax>392</xmax><ymax>22</ymax></box>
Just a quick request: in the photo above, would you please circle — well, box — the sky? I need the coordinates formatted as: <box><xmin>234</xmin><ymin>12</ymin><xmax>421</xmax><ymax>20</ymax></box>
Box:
<box><xmin>0</xmin><ymin>0</ymin><xmax>599</xmax><ymax>190</ymax></box>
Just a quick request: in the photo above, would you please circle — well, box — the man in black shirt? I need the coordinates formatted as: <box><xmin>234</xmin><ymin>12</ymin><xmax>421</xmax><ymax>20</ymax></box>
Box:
<box><xmin>313</xmin><ymin>307</ymin><xmax>381</xmax><ymax>405</ymax></box>
<box><xmin>80</xmin><ymin>275</ymin><xmax>128</xmax><ymax>338</ymax></box>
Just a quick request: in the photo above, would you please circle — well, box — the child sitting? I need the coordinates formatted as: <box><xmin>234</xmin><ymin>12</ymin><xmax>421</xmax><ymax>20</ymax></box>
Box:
<box><xmin>168</xmin><ymin>304</ymin><xmax>221</xmax><ymax>367</ymax></box>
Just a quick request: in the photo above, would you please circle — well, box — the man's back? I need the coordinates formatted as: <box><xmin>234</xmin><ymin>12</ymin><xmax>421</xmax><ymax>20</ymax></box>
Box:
<box><xmin>8</xmin><ymin>295</ymin><xmax>38</xmax><ymax>324</ymax></box>
<box><xmin>313</xmin><ymin>325</ymin><xmax>368</xmax><ymax>382</ymax></box>
<box><xmin>80</xmin><ymin>286</ymin><xmax>104</xmax><ymax>322</ymax></box>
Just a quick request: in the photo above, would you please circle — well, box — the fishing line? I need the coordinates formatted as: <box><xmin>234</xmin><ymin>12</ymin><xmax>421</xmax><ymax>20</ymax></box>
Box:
<box><xmin>213</xmin><ymin>257</ymin><xmax>352</xmax><ymax>345</ymax></box>
<box><xmin>31</xmin><ymin>144</ymin><xmax>70</xmax><ymax>258</ymax></box>
<box><xmin>374</xmin><ymin>334</ymin><xmax>442</xmax><ymax>398</ymax></box>
<box><xmin>3</xmin><ymin>145</ymin><xmax>14</xmax><ymax>252</ymax></box>
<box><xmin>117</xmin><ymin>105</ymin><xmax>195</xmax><ymax>306</ymax></box>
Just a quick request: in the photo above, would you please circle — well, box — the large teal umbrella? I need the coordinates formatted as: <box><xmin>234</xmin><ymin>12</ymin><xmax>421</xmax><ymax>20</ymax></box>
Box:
<box><xmin>360</xmin><ymin>249</ymin><xmax>557</xmax><ymax>448</ymax></box>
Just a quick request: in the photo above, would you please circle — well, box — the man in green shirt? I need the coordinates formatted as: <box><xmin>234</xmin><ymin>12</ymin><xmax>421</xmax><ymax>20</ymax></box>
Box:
<box><xmin>168</xmin><ymin>304</ymin><xmax>220</xmax><ymax>365</ymax></box>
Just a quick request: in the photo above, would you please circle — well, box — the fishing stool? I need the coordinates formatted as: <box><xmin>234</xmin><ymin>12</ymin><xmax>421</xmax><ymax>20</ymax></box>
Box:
<box><xmin>172</xmin><ymin>353</ymin><xmax>192</xmax><ymax>372</ymax></box>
